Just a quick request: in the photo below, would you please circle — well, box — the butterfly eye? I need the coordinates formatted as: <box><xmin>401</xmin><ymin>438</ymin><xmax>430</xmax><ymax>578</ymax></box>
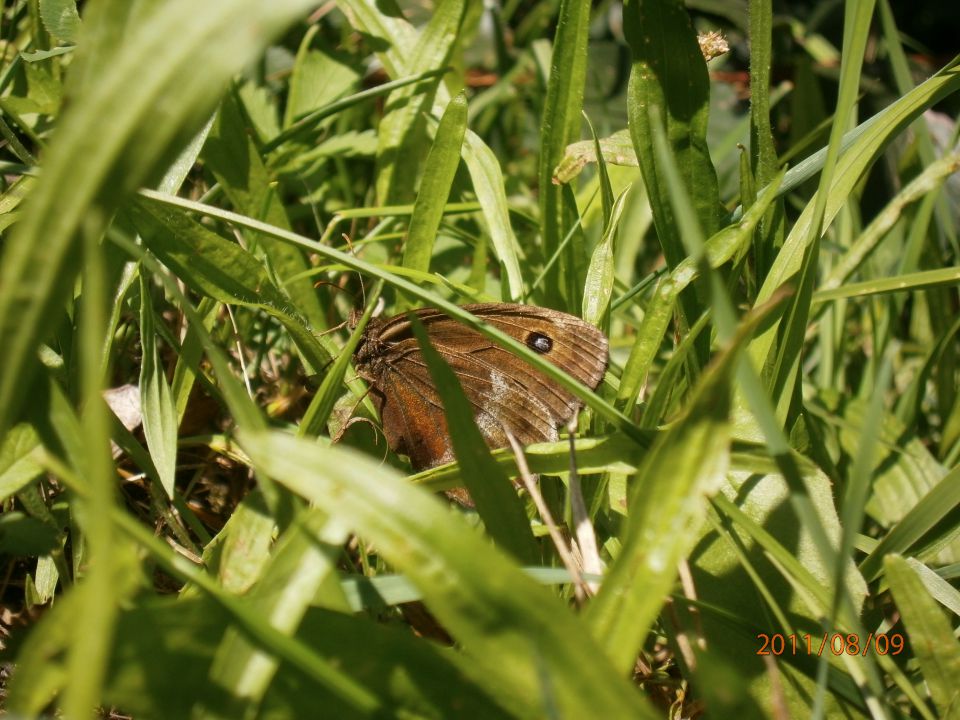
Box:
<box><xmin>526</xmin><ymin>331</ymin><xmax>553</xmax><ymax>354</ymax></box>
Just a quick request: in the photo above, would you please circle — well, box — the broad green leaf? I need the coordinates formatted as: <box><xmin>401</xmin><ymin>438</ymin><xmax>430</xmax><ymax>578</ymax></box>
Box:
<box><xmin>38</xmin><ymin>0</ymin><xmax>81</xmax><ymax>45</ymax></box>
<box><xmin>202</xmin><ymin>510</ymin><xmax>349</xmax><ymax>716</ymax></box>
<box><xmin>241</xmin><ymin>430</ymin><xmax>657</xmax><ymax>719</ymax></box>
<box><xmin>885</xmin><ymin>555</ymin><xmax>960</xmax><ymax>717</ymax></box>
<box><xmin>0</xmin><ymin>423</ymin><xmax>45</xmax><ymax>503</ymax></box>
<box><xmin>284</xmin><ymin>29</ymin><xmax>360</xmax><ymax>127</ymax></box>
<box><xmin>860</xmin><ymin>465</ymin><xmax>960</xmax><ymax>582</ymax></box>
<box><xmin>201</xmin><ymin>490</ymin><xmax>277</xmax><ymax>595</ymax></box>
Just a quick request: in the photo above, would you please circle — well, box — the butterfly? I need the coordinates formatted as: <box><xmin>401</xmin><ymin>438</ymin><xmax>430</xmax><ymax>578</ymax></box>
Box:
<box><xmin>352</xmin><ymin>303</ymin><xmax>608</xmax><ymax>470</ymax></box>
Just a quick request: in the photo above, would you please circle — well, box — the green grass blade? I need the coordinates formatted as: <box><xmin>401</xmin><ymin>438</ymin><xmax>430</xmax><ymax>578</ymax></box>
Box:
<box><xmin>462</xmin><ymin>127</ymin><xmax>525</xmax><ymax>300</ymax></box>
<box><xmin>885</xmin><ymin>555</ymin><xmax>960</xmax><ymax>716</ymax></box>
<box><xmin>537</xmin><ymin>0</ymin><xmax>592</xmax><ymax>306</ymax></box>
<box><xmin>587</xmin><ymin>297</ymin><xmax>784</xmax><ymax>671</ymax></box>
<box><xmin>744</xmin><ymin>59</ymin><xmax>960</xmax><ymax>398</ymax></box>
<box><xmin>202</xmin><ymin>511</ymin><xmax>350</xmax><ymax>717</ymax></box>
<box><xmin>622</xmin><ymin>0</ymin><xmax>720</xmax><ymax>338</ymax></box>
<box><xmin>62</xmin><ymin>206</ymin><xmax>118</xmax><ymax>720</ymax></box>
<box><xmin>582</xmin><ymin>187</ymin><xmax>628</xmax><ymax>328</ymax></box>
<box><xmin>241</xmin><ymin>430</ymin><xmax>657</xmax><ymax>719</ymax></box>
<box><xmin>138</xmin><ymin>274</ymin><xmax>178</xmax><ymax>498</ymax></box>
<box><xmin>203</xmin><ymin>88</ymin><xmax>330</xmax><ymax>334</ymax></box>
<box><xmin>401</xmin><ymin>91</ymin><xmax>468</xmax><ymax>279</ymax></box>
<box><xmin>408</xmin><ymin>314</ymin><xmax>539</xmax><ymax>564</ymax></box>
<box><xmin>860</xmin><ymin>465</ymin><xmax>960</xmax><ymax>582</ymax></box>
<box><xmin>370</xmin><ymin>0</ymin><xmax>466</xmax><ymax>203</ymax></box>
<box><xmin>128</xmin><ymin>197</ymin><xmax>332</xmax><ymax>373</ymax></box>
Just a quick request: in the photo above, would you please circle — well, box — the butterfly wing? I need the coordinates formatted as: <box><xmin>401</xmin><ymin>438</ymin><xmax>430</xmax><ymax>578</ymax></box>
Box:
<box><xmin>357</xmin><ymin>304</ymin><xmax>608</xmax><ymax>470</ymax></box>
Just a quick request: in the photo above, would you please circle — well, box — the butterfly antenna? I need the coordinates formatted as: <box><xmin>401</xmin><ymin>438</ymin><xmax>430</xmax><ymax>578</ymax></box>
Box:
<box><xmin>340</xmin><ymin>232</ymin><xmax>368</xmax><ymax>311</ymax></box>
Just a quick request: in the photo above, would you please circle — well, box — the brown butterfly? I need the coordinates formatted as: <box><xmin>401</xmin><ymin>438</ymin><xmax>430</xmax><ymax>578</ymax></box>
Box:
<box><xmin>353</xmin><ymin>303</ymin><xmax>608</xmax><ymax>471</ymax></box>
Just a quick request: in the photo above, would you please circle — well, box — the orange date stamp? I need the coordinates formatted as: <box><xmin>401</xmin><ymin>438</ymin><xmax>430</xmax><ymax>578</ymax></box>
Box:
<box><xmin>756</xmin><ymin>632</ymin><xmax>905</xmax><ymax>656</ymax></box>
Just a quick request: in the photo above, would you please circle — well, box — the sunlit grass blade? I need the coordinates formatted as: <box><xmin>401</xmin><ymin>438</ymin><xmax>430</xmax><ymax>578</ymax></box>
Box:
<box><xmin>240</xmin><ymin>431</ymin><xmax>658</xmax><ymax>719</ymax></box>
<box><xmin>462</xmin><ymin>127</ymin><xmax>525</xmax><ymax>300</ymax></box>
<box><xmin>201</xmin><ymin>510</ymin><xmax>349</xmax><ymax>717</ymax></box>
<box><xmin>744</xmin><ymin>59</ymin><xmax>960</xmax><ymax>385</ymax></box>
<box><xmin>860</xmin><ymin>465</ymin><xmax>960</xmax><ymax>582</ymax></box>
<box><xmin>537</xmin><ymin>0</ymin><xmax>592</xmax><ymax>306</ymax></box>
<box><xmin>401</xmin><ymin>91</ymin><xmax>468</xmax><ymax>283</ymax></box>
<box><xmin>587</xmin><ymin>293</ymin><xmax>787</xmax><ymax>672</ymax></box>
<box><xmin>138</xmin><ymin>275</ymin><xmax>178</xmax><ymax>499</ymax></box>
<box><xmin>371</xmin><ymin>0</ymin><xmax>466</xmax><ymax>203</ymax></box>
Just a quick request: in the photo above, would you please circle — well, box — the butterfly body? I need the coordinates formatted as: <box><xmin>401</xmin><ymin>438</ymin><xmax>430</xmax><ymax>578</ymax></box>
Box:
<box><xmin>353</xmin><ymin>303</ymin><xmax>608</xmax><ymax>471</ymax></box>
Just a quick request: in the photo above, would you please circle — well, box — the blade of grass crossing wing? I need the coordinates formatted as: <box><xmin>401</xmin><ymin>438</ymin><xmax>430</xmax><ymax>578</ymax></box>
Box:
<box><xmin>408</xmin><ymin>315</ymin><xmax>538</xmax><ymax>565</ymax></box>
<box><xmin>137</xmin><ymin>190</ymin><xmax>646</xmax><ymax>445</ymax></box>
